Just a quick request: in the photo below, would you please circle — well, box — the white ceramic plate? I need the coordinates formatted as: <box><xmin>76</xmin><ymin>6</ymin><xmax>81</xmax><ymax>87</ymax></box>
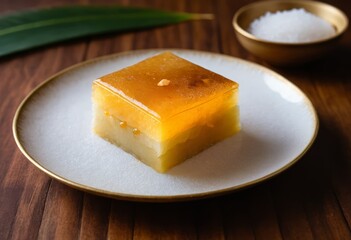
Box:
<box><xmin>13</xmin><ymin>49</ymin><xmax>318</xmax><ymax>202</ymax></box>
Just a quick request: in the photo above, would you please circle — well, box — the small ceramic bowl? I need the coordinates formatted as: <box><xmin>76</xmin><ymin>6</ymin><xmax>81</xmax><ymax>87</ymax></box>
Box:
<box><xmin>233</xmin><ymin>0</ymin><xmax>348</xmax><ymax>66</ymax></box>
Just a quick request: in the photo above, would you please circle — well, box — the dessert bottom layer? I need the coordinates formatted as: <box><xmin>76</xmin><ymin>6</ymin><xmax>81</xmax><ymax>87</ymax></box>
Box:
<box><xmin>93</xmin><ymin>104</ymin><xmax>240</xmax><ymax>173</ymax></box>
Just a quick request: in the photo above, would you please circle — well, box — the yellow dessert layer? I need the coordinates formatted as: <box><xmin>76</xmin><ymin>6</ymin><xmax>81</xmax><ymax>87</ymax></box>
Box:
<box><xmin>93</xmin><ymin>104</ymin><xmax>240</xmax><ymax>173</ymax></box>
<box><xmin>93</xmin><ymin>82</ymin><xmax>237</xmax><ymax>141</ymax></box>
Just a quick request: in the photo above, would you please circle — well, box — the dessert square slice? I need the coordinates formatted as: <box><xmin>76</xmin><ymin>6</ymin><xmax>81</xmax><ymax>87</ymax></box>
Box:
<box><xmin>92</xmin><ymin>52</ymin><xmax>240</xmax><ymax>173</ymax></box>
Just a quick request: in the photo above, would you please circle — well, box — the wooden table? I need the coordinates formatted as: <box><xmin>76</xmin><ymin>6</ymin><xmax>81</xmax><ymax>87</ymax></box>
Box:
<box><xmin>1</xmin><ymin>0</ymin><xmax>351</xmax><ymax>239</ymax></box>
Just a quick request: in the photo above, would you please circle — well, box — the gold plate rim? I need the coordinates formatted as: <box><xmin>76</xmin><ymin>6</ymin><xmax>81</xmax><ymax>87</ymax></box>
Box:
<box><xmin>12</xmin><ymin>49</ymin><xmax>319</xmax><ymax>202</ymax></box>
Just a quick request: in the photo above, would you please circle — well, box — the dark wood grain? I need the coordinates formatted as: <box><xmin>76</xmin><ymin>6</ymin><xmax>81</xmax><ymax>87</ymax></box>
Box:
<box><xmin>133</xmin><ymin>203</ymin><xmax>197</xmax><ymax>240</ymax></box>
<box><xmin>1</xmin><ymin>0</ymin><xmax>351</xmax><ymax>239</ymax></box>
<box><xmin>38</xmin><ymin>182</ymin><xmax>83</xmax><ymax>239</ymax></box>
<box><xmin>107</xmin><ymin>201</ymin><xmax>134</xmax><ymax>239</ymax></box>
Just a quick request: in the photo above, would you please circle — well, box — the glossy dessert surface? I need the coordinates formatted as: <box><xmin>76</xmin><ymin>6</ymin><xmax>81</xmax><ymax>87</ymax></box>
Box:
<box><xmin>95</xmin><ymin>52</ymin><xmax>237</xmax><ymax>119</ymax></box>
<box><xmin>92</xmin><ymin>52</ymin><xmax>240</xmax><ymax>172</ymax></box>
<box><xmin>93</xmin><ymin>52</ymin><xmax>238</xmax><ymax>141</ymax></box>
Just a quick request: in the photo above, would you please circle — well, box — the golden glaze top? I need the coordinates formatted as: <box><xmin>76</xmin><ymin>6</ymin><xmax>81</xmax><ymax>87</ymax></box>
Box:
<box><xmin>95</xmin><ymin>52</ymin><xmax>238</xmax><ymax>119</ymax></box>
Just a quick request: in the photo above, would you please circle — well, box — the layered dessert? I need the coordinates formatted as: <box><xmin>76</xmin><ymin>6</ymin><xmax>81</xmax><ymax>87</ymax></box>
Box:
<box><xmin>92</xmin><ymin>52</ymin><xmax>240</xmax><ymax>172</ymax></box>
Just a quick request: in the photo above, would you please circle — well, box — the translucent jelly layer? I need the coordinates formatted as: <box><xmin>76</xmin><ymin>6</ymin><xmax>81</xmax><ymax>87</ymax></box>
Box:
<box><xmin>93</xmin><ymin>52</ymin><xmax>239</xmax><ymax>141</ymax></box>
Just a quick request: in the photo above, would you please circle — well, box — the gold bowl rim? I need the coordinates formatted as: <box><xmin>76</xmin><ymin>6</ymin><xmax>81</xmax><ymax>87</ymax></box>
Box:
<box><xmin>233</xmin><ymin>0</ymin><xmax>349</xmax><ymax>46</ymax></box>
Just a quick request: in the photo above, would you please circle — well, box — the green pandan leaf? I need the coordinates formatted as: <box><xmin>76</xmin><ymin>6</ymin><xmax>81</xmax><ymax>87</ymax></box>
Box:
<box><xmin>0</xmin><ymin>6</ymin><xmax>213</xmax><ymax>57</ymax></box>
